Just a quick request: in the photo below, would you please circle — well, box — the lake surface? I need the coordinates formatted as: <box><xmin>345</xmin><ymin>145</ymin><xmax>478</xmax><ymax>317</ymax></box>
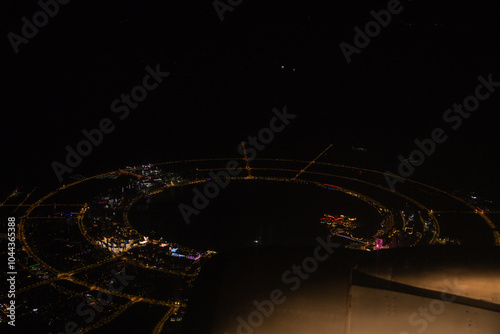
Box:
<box><xmin>129</xmin><ymin>179</ymin><xmax>381</xmax><ymax>251</ymax></box>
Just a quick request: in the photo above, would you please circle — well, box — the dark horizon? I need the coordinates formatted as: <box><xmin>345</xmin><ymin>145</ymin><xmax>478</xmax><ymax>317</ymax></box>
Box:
<box><xmin>1</xmin><ymin>0</ymin><xmax>499</xmax><ymax>198</ymax></box>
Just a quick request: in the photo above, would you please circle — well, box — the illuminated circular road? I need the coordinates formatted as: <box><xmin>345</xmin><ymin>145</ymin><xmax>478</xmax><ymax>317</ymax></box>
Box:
<box><xmin>7</xmin><ymin>157</ymin><xmax>500</xmax><ymax>333</ymax></box>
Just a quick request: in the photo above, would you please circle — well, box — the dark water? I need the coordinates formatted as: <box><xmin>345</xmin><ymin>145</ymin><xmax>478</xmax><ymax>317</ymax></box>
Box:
<box><xmin>129</xmin><ymin>180</ymin><xmax>381</xmax><ymax>251</ymax></box>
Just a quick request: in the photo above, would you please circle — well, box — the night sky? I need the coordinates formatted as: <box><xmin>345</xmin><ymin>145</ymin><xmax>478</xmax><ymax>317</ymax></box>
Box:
<box><xmin>1</xmin><ymin>0</ymin><xmax>499</xmax><ymax>197</ymax></box>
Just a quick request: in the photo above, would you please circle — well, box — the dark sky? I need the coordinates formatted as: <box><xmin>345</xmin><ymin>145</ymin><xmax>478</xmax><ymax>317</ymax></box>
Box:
<box><xmin>1</xmin><ymin>0</ymin><xmax>499</xmax><ymax>196</ymax></box>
